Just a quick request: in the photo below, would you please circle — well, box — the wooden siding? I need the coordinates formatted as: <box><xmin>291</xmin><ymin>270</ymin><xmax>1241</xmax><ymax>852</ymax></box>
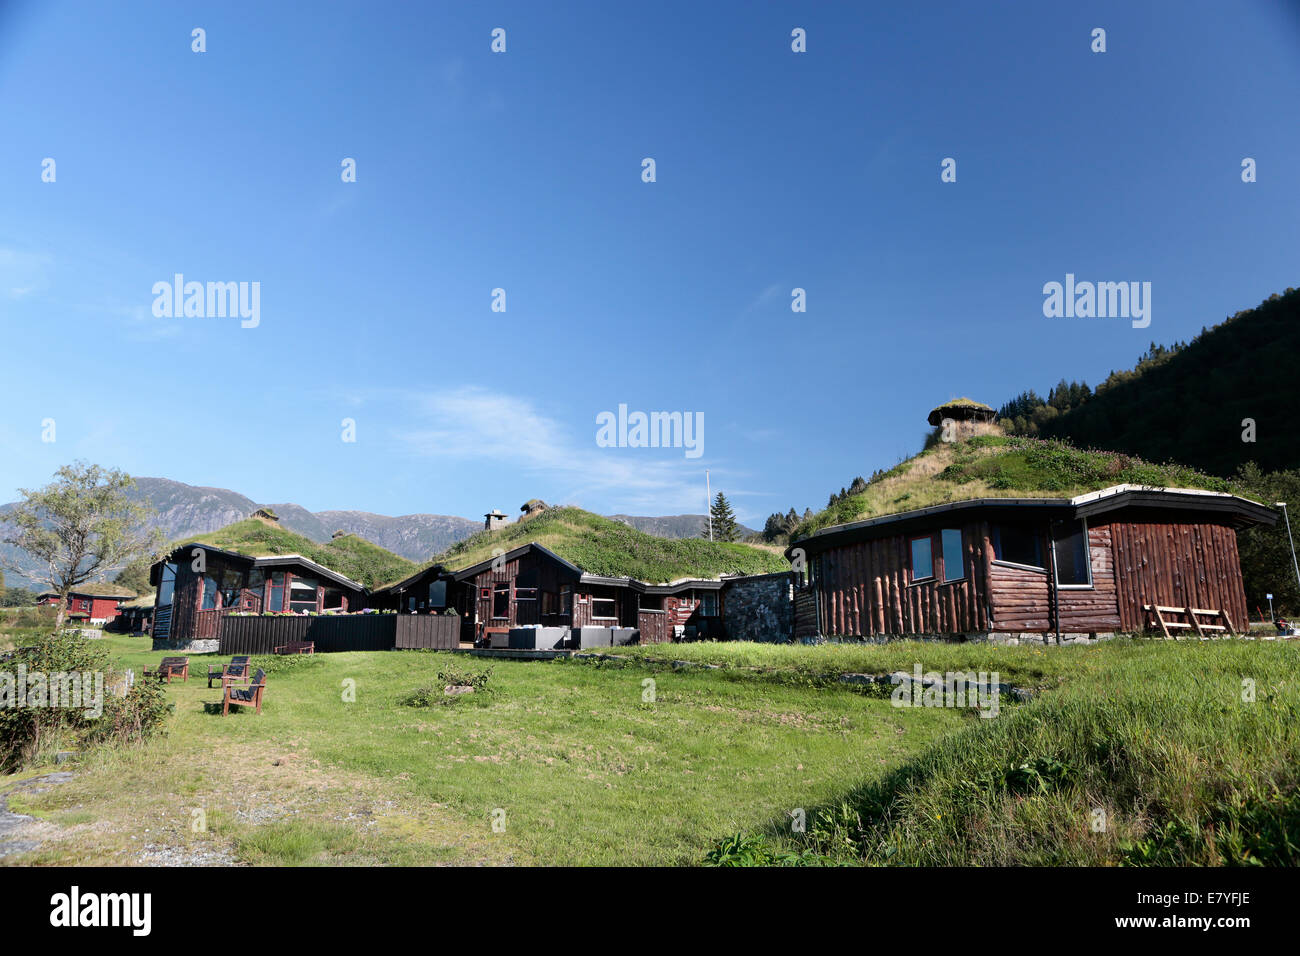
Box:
<box><xmin>469</xmin><ymin>553</ymin><xmax>581</xmax><ymax>636</ymax></box>
<box><xmin>812</xmin><ymin>521</ymin><xmax>991</xmax><ymax>637</ymax></box>
<box><xmin>1106</xmin><ymin>518</ymin><xmax>1248</xmax><ymax>631</ymax></box>
<box><xmin>793</xmin><ymin>587</ymin><xmax>819</xmax><ymax>639</ymax></box>
<box><xmin>988</xmin><ymin>524</ymin><xmax>1121</xmax><ymax>632</ymax></box>
<box><xmin>637</xmin><ymin>609</ymin><xmax>669</xmax><ymax>644</ymax></box>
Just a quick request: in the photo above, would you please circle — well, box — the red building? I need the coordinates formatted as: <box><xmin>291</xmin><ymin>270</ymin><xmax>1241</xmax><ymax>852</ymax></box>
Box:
<box><xmin>37</xmin><ymin>584</ymin><xmax>136</xmax><ymax>624</ymax></box>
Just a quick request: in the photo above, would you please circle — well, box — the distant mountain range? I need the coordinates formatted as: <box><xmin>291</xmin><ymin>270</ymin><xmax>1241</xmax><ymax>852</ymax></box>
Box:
<box><xmin>0</xmin><ymin>477</ymin><xmax>742</xmax><ymax>588</ymax></box>
<box><xmin>609</xmin><ymin>513</ymin><xmax>759</xmax><ymax>539</ymax></box>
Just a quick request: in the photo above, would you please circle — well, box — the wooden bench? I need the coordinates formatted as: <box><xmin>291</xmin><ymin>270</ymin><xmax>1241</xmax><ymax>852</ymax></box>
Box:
<box><xmin>143</xmin><ymin>656</ymin><xmax>190</xmax><ymax>683</ymax></box>
<box><xmin>1143</xmin><ymin>605</ymin><xmax>1237</xmax><ymax>640</ymax></box>
<box><xmin>274</xmin><ymin>640</ymin><xmax>314</xmax><ymax>655</ymax></box>
<box><xmin>221</xmin><ymin>668</ymin><xmax>267</xmax><ymax>715</ymax></box>
<box><xmin>207</xmin><ymin>655</ymin><xmax>252</xmax><ymax>688</ymax></box>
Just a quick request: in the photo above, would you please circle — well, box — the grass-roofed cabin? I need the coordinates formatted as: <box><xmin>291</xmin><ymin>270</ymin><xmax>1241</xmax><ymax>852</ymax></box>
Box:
<box><xmin>787</xmin><ymin>484</ymin><xmax>1276</xmax><ymax>642</ymax></box>
<box><xmin>149</xmin><ymin>543</ymin><xmax>368</xmax><ymax>647</ymax></box>
<box><xmin>387</xmin><ymin>543</ymin><xmax>728</xmax><ymax>645</ymax></box>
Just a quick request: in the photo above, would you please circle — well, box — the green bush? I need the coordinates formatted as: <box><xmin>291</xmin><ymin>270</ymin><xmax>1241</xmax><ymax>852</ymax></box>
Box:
<box><xmin>0</xmin><ymin>630</ymin><xmax>168</xmax><ymax>771</ymax></box>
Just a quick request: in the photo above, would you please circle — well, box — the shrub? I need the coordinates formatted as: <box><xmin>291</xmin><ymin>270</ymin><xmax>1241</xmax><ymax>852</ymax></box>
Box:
<box><xmin>401</xmin><ymin>664</ymin><xmax>493</xmax><ymax>707</ymax></box>
<box><xmin>0</xmin><ymin>630</ymin><xmax>168</xmax><ymax>771</ymax></box>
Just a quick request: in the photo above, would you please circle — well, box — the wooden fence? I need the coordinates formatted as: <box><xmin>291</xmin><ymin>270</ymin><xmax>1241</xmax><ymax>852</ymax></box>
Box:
<box><xmin>217</xmin><ymin>614</ymin><xmax>402</xmax><ymax>654</ymax></box>
<box><xmin>394</xmin><ymin>615</ymin><xmax>460</xmax><ymax>649</ymax></box>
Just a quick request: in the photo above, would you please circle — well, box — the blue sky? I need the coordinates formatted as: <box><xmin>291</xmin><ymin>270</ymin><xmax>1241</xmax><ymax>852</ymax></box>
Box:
<box><xmin>2</xmin><ymin>1</ymin><xmax>1298</xmax><ymax>526</ymax></box>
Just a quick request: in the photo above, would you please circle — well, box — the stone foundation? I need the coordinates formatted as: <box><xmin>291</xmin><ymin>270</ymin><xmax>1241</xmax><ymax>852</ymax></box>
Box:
<box><xmin>151</xmin><ymin>638</ymin><xmax>219</xmax><ymax>654</ymax></box>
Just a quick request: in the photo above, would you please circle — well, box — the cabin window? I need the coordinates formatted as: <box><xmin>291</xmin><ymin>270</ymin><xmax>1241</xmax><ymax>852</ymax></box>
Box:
<box><xmin>1052</xmin><ymin>519</ymin><xmax>1092</xmax><ymax>587</ymax></box>
<box><xmin>246</xmin><ymin>570</ymin><xmax>264</xmax><ymax>608</ymax></box>
<box><xmin>941</xmin><ymin>529</ymin><xmax>965</xmax><ymax>582</ymax></box>
<box><xmin>290</xmin><ymin>577</ymin><xmax>319</xmax><ymax>613</ymax></box>
<box><xmin>591</xmin><ymin>592</ymin><xmax>618</xmax><ymax>619</ymax></box>
<box><xmin>201</xmin><ymin>574</ymin><xmax>221</xmax><ymax>610</ymax></box>
<box><xmin>542</xmin><ymin>591</ymin><xmax>557</xmax><ymax>615</ymax></box>
<box><xmin>992</xmin><ymin>524</ymin><xmax>1044</xmax><ymax>569</ymax></box>
<box><xmin>267</xmin><ymin>572</ymin><xmax>287</xmax><ymax>612</ymax></box>
<box><xmin>700</xmin><ymin>592</ymin><xmax>719</xmax><ymax>617</ymax></box>
<box><xmin>428</xmin><ymin>580</ymin><xmax>447</xmax><ymax>608</ymax></box>
<box><xmin>157</xmin><ymin>563</ymin><xmax>177</xmax><ymax>606</ymax></box>
<box><xmin>220</xmin><ymin>568</ymin><xmax>244</xmax><ymax>607</ymax></box>
<box><xmin>323</xmin><ymin>588</ymin><xmax>345</xmax><ymax>610</ymax></box>
<box><xmin>639</xmin><ymin>593</ymin><xmax>663</xmax><ymax>612</ymax></box>
<box><xmin>492</xmin><ymin>584</ymin><xmax>510</xmax><ymax>619</ymax></box>
<box><xmin>515</xmin><ymin>568</ymin><xmax>538</xmax><ymax>606</ymax></box>
<box><xmin>910</xmin><ymin>536</ymin><xmax>933</xmax><ymax>581</ymax></box>
<box><xmin>560</xmin><ymin>585</ymin><xmax>573</xmax><ymax>616</ymax></box>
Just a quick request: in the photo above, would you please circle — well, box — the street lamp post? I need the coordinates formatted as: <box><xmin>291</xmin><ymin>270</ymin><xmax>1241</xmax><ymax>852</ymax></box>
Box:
<box><xmin>1276</xmin><ymin>502</ymin><xmax>1300</xmax><ymax>608</ymax></box>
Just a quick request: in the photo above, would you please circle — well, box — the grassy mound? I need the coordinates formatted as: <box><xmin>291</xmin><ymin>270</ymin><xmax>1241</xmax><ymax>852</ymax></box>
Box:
<box><xmin>431</xmin><ymin>507</ymin><xmax>788</xmax><ymax>583</ymax></box>
<box><xmin>708</xmin><ymin>640</ymin><xmax>1300</xmax><ymax>866</ymax></box>
<box><xmin>795</xmin><ymin>434</ymin><xmax>1235</xmax><ymax>539</ymax></box>
<box><xmin>184</xmin><ymin>519</ymin><xmax>415</xmax><ymax>589</ymax></box>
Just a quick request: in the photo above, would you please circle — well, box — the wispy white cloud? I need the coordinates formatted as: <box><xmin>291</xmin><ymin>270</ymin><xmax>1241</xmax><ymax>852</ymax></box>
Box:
<box><xmin>385</xmin><ymin>386</ymin><xmax>750</xmax><ymax>515</ymax></box>
<box><xmin>0</xmin><ymin>247</ymin><xmax>52</xmax><ymax>299</ymax></box>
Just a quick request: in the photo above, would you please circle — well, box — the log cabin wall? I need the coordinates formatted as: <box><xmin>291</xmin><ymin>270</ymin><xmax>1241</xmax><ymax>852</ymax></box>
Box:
<box><xmin>812</xmin><ymin>520</ymin><xmax>991</xmax><ymax>637</ymax></box>
<box><xmin>470</xmin><ymin>552</ymin><xmax>582</xmax><ymax>631</ymax></box>
<box><xmin>571</xmin><ymin>584</ymin><xmax>637</xmax><ymax>627</ymax></box>
<box><xmin>1104</xmin><ymin>517</ymin><xmax>1248</xmax><ymax>631</ymax></box>
<box><xmin>987</xmin><ymin>523</ymin><xmax>1121</xmax><ymax>633</ymax></box>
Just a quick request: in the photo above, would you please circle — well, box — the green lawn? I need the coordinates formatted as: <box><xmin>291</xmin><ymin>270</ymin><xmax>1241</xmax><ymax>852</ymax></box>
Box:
<box><xmin>3</xmin><ymin>635</ymin><xmax>967</xmax><ymax>866</ymax></box>
<box><xmin>8</xmin><ymin>635</ymin><xmax>1295</xmax><ymax>866</ymax></box>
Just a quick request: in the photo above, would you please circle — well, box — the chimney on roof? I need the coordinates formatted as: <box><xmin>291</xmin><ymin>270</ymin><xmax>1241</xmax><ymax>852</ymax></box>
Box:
<box><xmin>484</xmin><ymin>509</ymin><xmax>507</xmax><ymax>531</ymax></box>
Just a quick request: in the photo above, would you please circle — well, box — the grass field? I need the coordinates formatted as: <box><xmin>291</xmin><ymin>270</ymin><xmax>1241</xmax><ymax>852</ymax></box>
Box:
<box><xmin>4</xmin><ymin>635</ymin><xmax>1296</xmax><ymax>866</ymax></box>
<box><xmin>2</xmin><ymin>636</ymin><xmax>966</xmax><ymax>866</ymax></box>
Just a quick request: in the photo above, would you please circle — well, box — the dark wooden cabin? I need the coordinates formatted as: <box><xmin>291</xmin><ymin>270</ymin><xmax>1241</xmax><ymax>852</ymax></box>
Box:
<box><xmin>149</xmin><ymin>543</ymin><xmax>368</xmax><ymax>645</ymax></box>
<box><xmin>376</xmin><ymin>543</ymin><xmax>727</xmax><ymax>645</ymax></box>
<box><xmin>787</xmin><ymin>485</ymin><xmax>1276</xmax><ymax>641</ymax></box>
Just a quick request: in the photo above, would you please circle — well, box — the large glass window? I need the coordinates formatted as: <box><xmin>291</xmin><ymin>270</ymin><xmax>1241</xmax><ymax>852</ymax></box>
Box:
<box><xmin>942</xmin><ymin>529</ymin><xmax>965</xmax><ymax>582</ymax></box>
<box><xmin>220</xmin><ymin>568</ymin><xmax>244</xmax><ymax>607</ymax></box>
<box><xmin>201</xmin><ymin>573</ymin><xmax>221</xmax><ymax>609</ymax></box>
<box><xmin>290</xmin><ymin>577</ymin><xmax>319</xmax><ymax>613</ymax></box>
<box><xmin>157</xmin><ymin>563</ymin><xmax>177</xmax><ymax>606</ymax></box>
<box><xmin>591</xmin><ymin>589</ymin><xmax>617</xmax><ymax>619</ymax></box>
<box><xmin>992</xmin><ymin>524</ymin><xmax>1044</xmax><ymax>569</ymax></box>
<box><xmin>267</xmin><ymin>572</ymin><xmax>287</xmax><ymax>612</ymax></box>
<box><xmin>700</xmin><ymin>592</ymin><xmax>719</xmax><ymax>616</ymax></box>
<box><xmin>910</xmin><ymin>536</ymin><xmax>933</xmax><ymax>581</ymax></box>
<box><xmin>493</xmin><ymin>584</ymin><xmax>510</xmax><ymax>619</ymax></box>
<box><xmin>560</xmin><ymin>585</ymin><xmax>572</xmax><ymax>616</ymax></box>
<box><xmin>1052</xmin><ymin>520</ymin><xmax>1091</xmax><ymax>586</ymax></box>
<box><xmin>428</xmin><ymin>580</ymin><xmax>447</xmax><ymax>608</ymax></box>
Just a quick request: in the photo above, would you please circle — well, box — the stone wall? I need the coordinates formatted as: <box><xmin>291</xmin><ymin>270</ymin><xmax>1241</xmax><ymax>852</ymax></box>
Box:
<box><xmin>723</xmin><ymin>572</ymin><xmax>793</xmax><ymax>643</ymax></box>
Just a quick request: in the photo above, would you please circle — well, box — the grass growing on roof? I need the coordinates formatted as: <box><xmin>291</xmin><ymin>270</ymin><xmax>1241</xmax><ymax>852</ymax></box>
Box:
<box><xmin>426</xmin><ymin>507</ymin><xmax>788</xmax><ymax>584</ymax></box>
<box><xmin>182</xmin><ymin>519</ymin><xmax>416</xmax><ymax>589</ymax></box>
<box><xmin>794</xmin><ymin>434</ymin><xmax>1237</xmax><ymax>539</ymax></box>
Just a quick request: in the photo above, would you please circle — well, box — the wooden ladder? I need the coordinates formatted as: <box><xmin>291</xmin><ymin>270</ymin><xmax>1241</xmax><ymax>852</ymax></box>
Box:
<box><xmin>1143</xmin><ymin>604</ymin><xmax>1237</xmax><ymax>640</ymax></box>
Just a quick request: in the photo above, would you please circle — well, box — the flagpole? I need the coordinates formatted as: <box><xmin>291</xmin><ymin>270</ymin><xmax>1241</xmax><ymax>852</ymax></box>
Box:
<box><xmin>706</xmin><ymin>469</ymin><xmax>713</xmax><ymax>542</ymax></box>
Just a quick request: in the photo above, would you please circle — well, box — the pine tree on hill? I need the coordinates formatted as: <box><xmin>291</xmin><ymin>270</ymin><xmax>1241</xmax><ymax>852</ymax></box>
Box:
<box><xmin>702</xmin><ymin>492</ymin><xmax>740</xmax><ymax>542</ymax></box>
